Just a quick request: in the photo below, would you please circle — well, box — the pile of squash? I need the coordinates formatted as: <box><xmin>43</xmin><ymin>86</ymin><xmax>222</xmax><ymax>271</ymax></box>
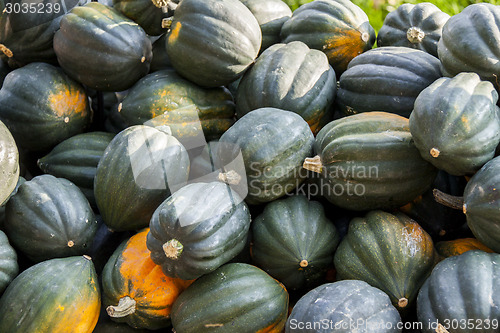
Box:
<box><xmin>1</xmin><ymin>0</ymin><xmax>500</xmax><ymax>332</ymax></box>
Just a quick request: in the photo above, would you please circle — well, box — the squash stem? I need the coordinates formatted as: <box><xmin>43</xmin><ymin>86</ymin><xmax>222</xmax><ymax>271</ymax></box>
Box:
<box><xmin>107</xmin><ymin>296</ymin><xmax>136</xmax><ymax>318</ymax></box>
<box><xmin>162</xmin><ymin>17</ymin><xmax>174</xmax><ymax>29</ymax></box>
<box><xmin>407</xmin><ymin>27</ymin><xmax>425</xmax><ymax>44</ymax></box>
<box><xmin>163</xmin><ymin>239</ymin><xmax>183</xmax><ymax>259</ymax></box>
<box><xmin>397</xmin><ymin>297</ymin><xmax>408</xmax><ymax>309</ymax></box>
<box><xmin>218</xmin><ymin>170</ymin><xmax>241</xmax><ymax>185</ymax></box>
<box><xmin>0</xmin><ymin>44</ymin><xmax>13</xmax><ymax>58</ymax></box>
<box><xmin>436</xmin><ymin>323</ymin><xmax>449</xmax><ymax>333</ymax></box>
<box><xmin>303</xmin><ymin>155</ymin><xmax>323</xmax><ymax>174</ymax></box>
<box><xmin>433</xmin><ymin>189</ymin><xmax>464</xmax><ymax>211</ymax></box>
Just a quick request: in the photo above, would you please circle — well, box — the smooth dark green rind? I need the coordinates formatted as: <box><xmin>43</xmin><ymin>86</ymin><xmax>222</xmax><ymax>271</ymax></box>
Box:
<box><xmin>410</xmin><ymin>72</ymin><xmax>500</xmax><ymax>176</ymax></box>
<box><xmin>286</xmin><ymin>280</ymin><xmax>402</xmax><ymax>333</ymax></box>
<box><xmin>171</xmin><ymin>263</ymin><xmax>289</xmax><ymax>333</ymax></box>
<box><xmin>417</xmin><ymin>251</ymin><xmax>500</xmax><ymax>333</ymax></box>
<box><xmin>4</xmin><ymin>175</ymin><xmax>98</xmax><ymax>262</ymax></box>
<box><xmin>147</xmin><ymin>182</ymin><xmax>251</xmax><ymax>280</ymax></box>
<box><xmin>251</xmin><ymin>195</ymin><xmax>339</xmax><ymax>290</ymax></box>
<box><xmin>0</xmin><ymin>230</ymin><xmax>17</xmax><ymax>295</ymax></box>
<box><xmin>94</xmin><ymin>125</ymin><xmax>189</xmax><ymax>232</ymax></box>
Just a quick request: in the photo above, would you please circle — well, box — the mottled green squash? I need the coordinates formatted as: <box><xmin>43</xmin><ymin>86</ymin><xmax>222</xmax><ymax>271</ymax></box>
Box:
<box><xmin>0</xmin><ymin>230</ymin><xmax>17</xmax><ymax>295</ymax></box>
<box><xmin>0</xmin><ymin>120</ymin><xmax>18</xmax><ymax>206</ymax></box>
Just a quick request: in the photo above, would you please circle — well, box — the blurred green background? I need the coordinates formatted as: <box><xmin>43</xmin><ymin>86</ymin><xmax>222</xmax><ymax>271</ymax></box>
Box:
<box><xmin>284</xmin><ymin>0</ymin><xmax>500</xmax><ymax>31</ymax></box>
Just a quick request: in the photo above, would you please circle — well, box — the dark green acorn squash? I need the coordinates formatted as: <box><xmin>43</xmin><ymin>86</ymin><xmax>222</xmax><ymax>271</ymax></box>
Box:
<box><xmin>236</xmin><ymin>41</ymin><xmax>336</xmax><ymax>134</ymax></box>
<box><xmin>94</xmin><ymin>125</ymin><xmax>189</xmax><ymax>232</ymax></box>
<box><xmin>117</xmin><ymin>69</ymin><xmax>235</xmax><ymax>144</ymax></box>
<box><xmin>377</xmin><ymin>3</ymin><xmax>450</xmax><ymax>57</ymax></box>
<box><xmin>0</xmin><ymin>230</ymin><xmax>17</xmax><ymax>295</ymax></box>
<box><xmin>286</xmin><ymin>280</ymin><xmax>402</xmax><ymax>333</ymax></box>
<box><xmin>147</xmin><ymin>182</ymin><xmax>251</xmax><ymax>280</ymax></box>
<box><xmin>0</xmin><ymin>0</ymin><xmax>82</xmax><ymax>68</ymax></box>
<box><xmin>251</xmin><ymin>194</ymin><xmax>339</xmax><ymax>290</ymax></box>
<box><xmin>240</xmin><ymin>0</ymin><xmax>292</xmax><ymax>51</ymax></box>
<box><xmin>171</xmin><ymin>263</ymin><xmax>289</xmax><ymax>333</ymax></box>
<box><xmin>280</xmin><ymin>0</ymin><xmax>375</xmax><ymax>75</ymax></box>
<box><xmin>336</xmin><ymin>46</ymin><xmax>442</xmax><ymax>118</ymax></box>
<box><xmin>166</xmin><ymin>0</ymin><xmax>261</xmax><ymax>87</ymax></box>
<box><xmin>150</xmin><ymin>34</ymin><xmax>171</xmax><ymax>72</ymax></box>
<box><xmin>417</xmin><ymin>250</ymin><xmax>500</xmax><ymax>333</ymax></box>
<box><xmin>218</xmin><ymin>107</ymin><xmax>314</xmax><ymax>204</ymax></box>
<box><xmin>38</xmin><ymin>132</ymin><xmax>115</xmax><ymax>208</ymax></box>
<box><xmin>334</xmin><ymin>210</ymin><xmax>438</xmax><ymax>312</ymax></box>
<box><xmin>4</xmin><ymin>174</ymin><xmax>98</xmax><ymax>262</ymax></box>
<box><xmin>305</xmin><ymin>112</ymin><xmax>437</xmax><ymax>211</ymax></box>
<box><xmin>0</xmin><ymin>119</ymin><xmax>18</xmax><ymax>206</ymax></box>
<box><xmin>113</xmin><ymin>0</ymin><xmax>169</xmax><ymax>36</ymax></box>
<box><xmin>0</xmin><ymin>62</ymin><xmax>92</xmax><ymax>152</ymax></box>
<box><xmin>438</xmin><ymin>3</ymin><xmax>500</xmax><ymax>85</ymax></box>
<box><xmin>410</xmin><ymin>72</ymin><xmax>500</xmax><ymax>176</ymax></box>
<box><xmin>53</xmin><ymin>2</ymin><xmax>152</xmax><ymax>92</ymax></box>
<box><xmin>0</xmin><ymin>255</ymin><xmax>100</xmax><ymax>333</ymax></box>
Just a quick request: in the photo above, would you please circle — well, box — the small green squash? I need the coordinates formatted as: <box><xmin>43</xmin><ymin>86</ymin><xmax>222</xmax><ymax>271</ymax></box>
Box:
<box><xmin>94</xmin><ymin>125</ymin><xmax>189</xmax><ymax>232</ymax></box>
<box><xmin>171</xmin><ymin>263</ymin><xmax>289</xmax><ymax>333</ymax></box>
<box><xmin>112</xmin><ymin>0</ymin><xmax>169</xmax><ymax>36</ymax></box>
<box><xmin>37</xmin><ymin>132</ymin><xmax>115</xmax><ymax>207</ymax></box>
<box><xmin>334</xmin><ymin>210</ymin><xmax>437</xmax><ymax>312</ymax></box>
<box><xmin>0</xmin><ymin>63</ymin><xmax>92</xmax><ymax>152</ymax></box>
<box><xmin>304</xmin><ymin>112</ymin><xmax>437</xmax><ymax>211</ymax></box>
<box><xmin>166</xmin><ymin>0</ymin><xmax>261</xmax><ymax>87</ymax></box>
<box><xmin>236</xmin><ymin>41</ymin><xmax>336</xmax><ymax>134</ymax></box>
<box><xmin>410</xmin><ymin>72</ymin><xmax>500</xmax><ymax>176</ymax></box>
<box><xmin>280</xmin><ymin>0</ymin><xmax>375</xmax><ymax>75</ymax></box>
<box><xmin>4</xmin><ymin>175</ymin><xmax>98</xmax><ymax>262</ymax></box>
<box><xmin>53</xmin><ymin>2</ymin><xmax>152</xmax><ymax>92</ymax></box>
<box><xmin>377</xmin><ymin>3</ymin><xmax>450</xmax><ymax>57</ymax></box>
<box><xmin>0</xmin><ymin>255</ymin><xmax>100</xmax><ymax>333</ymax></box>
<box><xmin>0</xmin><ymin>230</ymin><xmax>17</xmax><ymax>295</ymax></box>
<box><xmin>336</xmin><ymin>46</ymin><xmax>442</xmax><ymax>118</ymax></box>
<box><xmin>417</xmin><ymin>251</ymin><xmax>500</xmax><ymax>333</ymax></box>
<box><xmin>286</xmin><ymin>280</ymin><xmax>402</xmax><ymax>333</ymax></box>
<box><xmin>251</xmin><ymin>194</ymin><xmax>339</xmax><ymax>290</ymax></box>
<box><xmin>0</xmin><ymin>119</ymin><xmax>18</xmax><ymax>206</ymax></box>
<box><xmin>147</xmin><ymin>182</ymin><xmax>251</xmax><ymax>280</ymax></box>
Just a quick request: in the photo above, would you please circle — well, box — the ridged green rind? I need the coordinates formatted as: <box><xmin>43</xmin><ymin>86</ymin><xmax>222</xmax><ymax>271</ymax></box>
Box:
<box><xmin>251</xmin><ymin>194</ymin><xmax>339</xmax><ymax>290</ymax></box>
<box><xmin>286</xmin><ymin>280</ymin><xmax>402</xmax><ymax>333</ymax></box>
<box><xmin>0</xmin><ymin>230</ymin><xmax>17</xmax><ymax>295</ymax></box>
<box><xmin>417</xmin><ymin>251</ymin><xmax>500</xmax><ymax>333</ymax></box>
<box><xmin>147</xmin><ymin>182</ymin><xmax>251</xmax><ymax>280</ymax></box>
<box><xmin>171</xmin><ymin>263</ymin><xmax>289</xmax><ymax>332</ymax></box>
<box><xmin>410</xmin><ymin>72</ymin><xmax>500</xmax><ymax>176</ymax></box>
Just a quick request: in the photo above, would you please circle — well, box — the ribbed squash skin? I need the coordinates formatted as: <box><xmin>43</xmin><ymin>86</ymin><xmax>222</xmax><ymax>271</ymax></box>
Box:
<box><xmin>286</xmin><ymin>280</ymin><xmax>402</xmax><ymax>333</ymax></box>
<box><xmin>280</xmin><ymin>0</ymin><xmax>375</xmax><ymax>75</ymax></box>
<box><xmin>239</xmin><ymin>0</ymin><xmax>292</xmax><ymax>51</ymax></box>
<box><xmin>113</xmin><ymin>0</ymin><xmax>168</xmax><ymax>36</ymax></box>
<box><xmin>438</xmin><ymin>3</ymin><xmax>500</xmax><ymax>84</ymax></box>
<box><xmin>102</xmin><ymin>229</ymin><xmax>193</xmax><ymax>330</ymax></box>
<box><xmin>166</xmin><ymin>0</ymin><xmax>261</xmax><ymax>87</ymax></box>
<box><xmin>4</xmin><ymin>175</ymin><xmax>98</xmax><ymax>262</ymax></box>
<box><xmin>147</xmin><ymin>182</ymin><xmax>251</xmax><ymax>280</ymax></box>
<box><xmin>417</xmin><ymin>251</ymin><xmax>500</xmax><ymax>333</ymax></box>
<box><xmin>171</xmin><ymin>263</ymin><xmax>289</xmax><ymax>333</ymax></box>
<box><xmin>336</xmin><ymin>46</ymin><xmax>442</xmax><ymax>118</ymax></box>
<box><xmin>377</xmin><ymin>3</ymin><xmax>450</xmax><ymax>57</ymax></box>
<box><xmin>410</xmin><ymin>73</ymin><xmax>500</xmax><ymax>176</ymax></box>
<box><xmin>462</xmin><ymin>156</ymin><xmax>500</xmax><ymax>253</ymax></box>
<box><xmin>0</xmin><ymin>177</ymin><xmax>25</xmax><ymax>231</ymax></box>
<box><xmin>236</xmin><ymin>42</ymin><xmax>336</xmax><ymax>134</ymax></box>
<box><xmin>94</xmin><ymin>125</ymin><xmax>189</xmax><ymax>232</ymax></box>
<box><xmin>0</xmin><ymin>120</ymin><xmax>18</xmax><ymax>206</ymax></box>
<box><xmin>0</xmin><ymin>230</ymin><xmax>17</xmax><ymax>295</ymax></box>
<box><xmin>436</xmin><ymin>238</ymin><xmax>494</xmax><ymax>258</ymax></box>
<box><xmin>53</xmin><ymin>2</ymin><xmax>152</xmax><ymax>92</ymax></box>
<box><xmin>218</xmin><ymin>108</ymin><xmax>314</xmax><ymax>204</ymax></box>
<box><xmin>334</xmin><ymin>211</ymin><xmax>437</xmax><ymax>312</ymax></box>
<box><xmin>38</xmin><ymin>132</ymin><xmax>114</xmax><ymax>207</ymax></box>
<box><xmin>0</xmin><ymin>255</ymin><xmax>100</xmax><ymax>333</ymax></box>
<box><xmin>312</xmin><ymin>112</ymin><xmax>437</xmax><ymax>210</ymax></box>
<box><xmin>0</xmin><ymin>63</ymin><xmax>91</xmax><ymax>152</ymax></box>
<box><xmin>0</xmin><ymin>0</ymin><xmax>81</xmax><ymax>67</ymax></box>
<box><xmin>251</xmin><ymin>195</ymin><xmax>339</xmax><ymax>290</ymax></box>
<box><xmin>118</xmin><ymin>69</ymin><xmax>235</xmax><ymax>143</ymax></box>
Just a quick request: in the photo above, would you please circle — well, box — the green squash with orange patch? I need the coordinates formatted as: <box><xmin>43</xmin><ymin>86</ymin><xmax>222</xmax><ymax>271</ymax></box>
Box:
<box><xmin>436</xmin><ymin>238</ymin><xmax>494</xmax><ymax>258</ymax></box>
<box><xmin>0</xmin><ymin>62</ymin><xmax>91</xmax><ymax>152</ymax></box>
<box><xmin>102</xmin><ymin>229</ymin><xmax>193</xmax><ymax>330</ymax></box>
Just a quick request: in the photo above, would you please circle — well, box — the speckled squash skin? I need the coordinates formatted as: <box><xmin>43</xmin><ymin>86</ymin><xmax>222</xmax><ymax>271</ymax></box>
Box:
<box><xmin>171</xmin><ymin>263</ymin><xmax>289</xmax><ymax>333</ymax></box>
<box><xmin>0</xmin><ymin>63</ymin><xmax>92</xmax><ymax>152</ymax></box>
<box><xmin>334</xmin><ymin>210</ymin><xmax>438</xmax><ymax>312</ymax></box>
<box><xmin>0</xmin><ymin>120</ymin><xmax>18</xmax><ymax>206</ymax></box>
<box><xmin>0</xmin><ymin>230</ymin><xmax>17</xmax><ymax>295</ymax></box>
<box><xmin>436</xmin><ymin>238</ymin><xmax>494</xmax><ymax>258</ymax></box>
<box><xmin>102</xmin><ymin>229</ymin><xmax>193</xmax><ymax>330</ymax></box>
<box><xmin>286</xmin><ymin>280</ymin><xmax>402</xmax><ymax>333</ymax></box>
<box><xmin>0</xmin><ymin>255</ymin><xmax>100</xmax><ymax>333</ymax></box>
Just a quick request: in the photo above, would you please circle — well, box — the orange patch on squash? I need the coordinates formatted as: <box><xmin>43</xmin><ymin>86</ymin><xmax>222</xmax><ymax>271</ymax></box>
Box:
<box><xmin>436</xmin><ymin>238</ymin><xmax>494</xmax><ymax>258</ymax></box>
<box><xmin>48</xmin><ymin>89</ymin><xmax>88</xmax><ymax>119</ymax></box>
<box><xmin>168</xmin><ymin>22</ymin><xmax>182</xmax><ymax>44</ymax></box>
<box><xmin>322</xmin><ymin>28</ymin><xmax>370</xmax><ymax>73</ymax></box>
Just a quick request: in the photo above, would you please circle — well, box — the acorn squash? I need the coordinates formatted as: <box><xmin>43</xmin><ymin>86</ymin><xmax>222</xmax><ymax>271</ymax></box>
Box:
<box><xmin>0</xmin><ymin>230</ymin><xmax>17</xmax><ymax>295</ymax></box>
